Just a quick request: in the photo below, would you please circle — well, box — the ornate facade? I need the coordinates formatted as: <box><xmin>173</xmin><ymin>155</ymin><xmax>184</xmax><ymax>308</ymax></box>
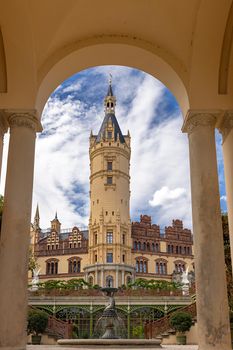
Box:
<box><xmin>30</xmin><ymin>82</ymin><xmax>194</xmax><ymax>287</ymax></box>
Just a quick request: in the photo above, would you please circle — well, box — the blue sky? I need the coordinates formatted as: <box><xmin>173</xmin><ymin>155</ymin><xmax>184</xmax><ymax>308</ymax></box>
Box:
<box><xmin>0</xmin><ymin>65</ymin><xmax>227</xmax><ymax>229</ymax></box>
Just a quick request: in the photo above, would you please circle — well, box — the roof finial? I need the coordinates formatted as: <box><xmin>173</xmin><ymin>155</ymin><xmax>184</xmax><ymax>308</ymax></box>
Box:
<box><xmin>109</xmin><ymin>73</ymin><xmax>112</xmax><ymax>85</ymax></box>
<box><xmin>55</xmin><ymin>211</ymin><xmax>58</xmax><ymax>220</ymax></box>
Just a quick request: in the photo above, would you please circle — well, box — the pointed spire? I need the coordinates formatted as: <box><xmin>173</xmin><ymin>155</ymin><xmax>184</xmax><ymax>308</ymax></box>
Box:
<box><xmin>33</xmin><ymin>204</ymin><xmax>40</xmax><ymax>230</ymax></box>
<box><xmin>55</xmin><ymin>211</ymin><xmax>58</xmax><ymax>220</ymax></box>
<box><xmin>35</xmin><ymin>204</ymin><xmax>40</xmax><ymax>220</ymax></box>
<box><xmin>106</xmin><ymin>74</ymin><xmax>114</xmax><ymax>96</ymax></box>
<box><xmin>95</xmin><ymin>79</ymin><xmax>125</xmax><ymax>144</ymax></box>
<box><xmin>104</xmin><ymin>75</ymin><xmax>116</xmax><ymax>114</ymax></box>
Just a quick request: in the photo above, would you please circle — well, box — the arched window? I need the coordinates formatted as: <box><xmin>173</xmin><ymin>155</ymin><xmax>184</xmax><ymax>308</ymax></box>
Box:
<box><xmin>106</xmin><ymin>275</ymin><xmax>114</xmax><ymax>287</ymax></box>
<box><xmin>171</xmin><ymin>245</ymin><xmax>174</xmax><ymax>253</ymax></box>
<box><xmin>167</xmin><ymin>244</ymin><xmax>170</xmax><ymax>253</ymax></box>
<box><xmin>138</xmin><ymin>242</ymin><xmax>141</xmax><ymax>250</ymax></box>
<box><xmin>155</xmin><ymin>243</ymin><xmax>159</xmax><ymax>252</ymax></box>
<box><xmin>136</xmin><ymin>260</ymin><xmax>139</xmax><ymax>272</ymax></box>
<box><xmin>68</xmin><ymin>257</ymin><xmax>81</xmax><ymax>273</ymax></box>
<box><xmin>147</xmin><ymin>242</ymin><xmax>150</xmax><ymax>251</ymax></box>
<box><xmin>143</xmin><ymin>242</ymin><xmax>146</xmax><ymax>251</ymax></box>
<box><xmin>187</xmin><ymin>246</ymin><xmax>190</xmax><ymax>255</ymax></box>
<box><xmin>46</xmin><ymin>259</ymin><xmax>59</xmax><ymax>275</ymax></box>
<box><xmin>152</xmin><ymin>243</ymin><xmax>155</xmax><ymax>251</ymax></box>
<box><xmin>88</xmin><ymin>276</ymin><xmax>94</xmax><ymax>286</ymax></box>
<box><xmin>155</xmin><ymin>259</ymin><xmax>167</xmax><ymax>275</ymax></box>
<box><xmin>135</xmin><ymin>257</ymin><xmax>148</xmax><ymax>274</ymax></box>
<box><xmin>179</xmin><ymin>246</ymin><xmax>182</xmax><ymax>254</ymax></box>
<box><xmin>134</xmin><ymin>241</ymin><xmax>137</xmax><ymax>250</ymax></box>
<box><xmin>174</xmin><ymin>260</ymin><xmax>186</xmax><ymax>273</ymax></box>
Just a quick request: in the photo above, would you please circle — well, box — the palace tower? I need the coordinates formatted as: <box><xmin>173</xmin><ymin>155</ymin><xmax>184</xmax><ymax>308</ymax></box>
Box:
<box><xmin>84</xmin><ymin>80</ymin><xmax>135</xmax><ymax>287</ymax></box>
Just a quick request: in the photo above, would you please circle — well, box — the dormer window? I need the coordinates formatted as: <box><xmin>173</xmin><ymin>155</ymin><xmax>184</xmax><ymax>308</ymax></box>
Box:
<box><xmin>107</xmin><ymin>131</ymin><xmax>112</xmax><ymax>139</ymax></box>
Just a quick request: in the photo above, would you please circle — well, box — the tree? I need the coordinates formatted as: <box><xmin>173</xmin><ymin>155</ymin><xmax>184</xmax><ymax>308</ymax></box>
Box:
<box><xmin>27</xmin><ymin>309</ymin><xmax>48</xmax><ymax>336</ymax></box>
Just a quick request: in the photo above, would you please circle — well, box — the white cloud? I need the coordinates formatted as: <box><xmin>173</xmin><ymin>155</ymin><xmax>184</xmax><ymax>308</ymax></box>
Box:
<box><xmin>149</xmin><ymin>186</ymin><xmax>187</xmax><ymax>207</ymax></box>
<box><xmin>0</xmin><ymin>66</ymin><xmax>194</xmax><ymax>230</ymax></box>
<box><xmin>62</xmin><ymin>81</ymin><xmax>83</xmax><ymax>93</ymax></box>
<box><xmin>220</xmin><ymin>195</ymin><xmax>227</xmax><ymax>201</ymax></box>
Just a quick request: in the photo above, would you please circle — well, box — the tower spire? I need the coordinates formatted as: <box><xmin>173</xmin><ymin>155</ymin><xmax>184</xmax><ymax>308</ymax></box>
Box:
<box><xmin>104</xmin><ymin>75</ymin><xmax>116</xmax><ymax>114</ymax></box>
<box><xmin>33</xmin><ymin>204</ymin><xmax>40</xmax><ymax>230</ymax></box>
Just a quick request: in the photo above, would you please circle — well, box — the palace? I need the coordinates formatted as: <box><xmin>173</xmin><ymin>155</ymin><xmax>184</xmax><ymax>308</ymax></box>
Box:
<box><xmin>30</xmin><ymin>82</ymin><xmax>194</xmax><ymax>287</ymax></box>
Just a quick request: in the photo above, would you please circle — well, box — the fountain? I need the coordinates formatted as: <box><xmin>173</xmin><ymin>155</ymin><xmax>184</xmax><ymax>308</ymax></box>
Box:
<box><xmin>58</xmin><ymin>287</ymin><xmax>161</xmax><ymax>348</ymax></box>
<box><xmin>93</xmin><ymin>287</ymin><xmax>127</xmax><ymax>339</ymax></box>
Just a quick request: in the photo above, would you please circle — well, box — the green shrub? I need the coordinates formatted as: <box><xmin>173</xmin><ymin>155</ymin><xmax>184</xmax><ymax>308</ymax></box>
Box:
<box><xmin>169</xmin><ymin>312</ymin><xmax>192</xmax><ymax>333</ymax></box>
<box><xmin>132</xmin><ymin>325</ymin><xmax>144</xmax><ymax>338</ymax></box>
<box><xmin>27</xmin><ymin>309</ymin><xmax>48</xmax><ymax>336</ymax></box>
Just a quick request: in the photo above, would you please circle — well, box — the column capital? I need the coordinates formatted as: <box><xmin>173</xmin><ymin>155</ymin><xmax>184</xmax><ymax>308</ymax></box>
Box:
<box><xmin>3</xmin><ymin>109</ymin><xmax>42</xmax><ymax>133</ymax></box>
<box><xmin>182</xmin><ymin>110</ymin><xmax>220</xmax><ymax>134</ymax></box>
<box><xmin>218</xmin><ymin>111</ymin><xmax>233</xmax><ymax>143</ymax></box>
<box><xmin>0</xmin><ymin>110</ymin><xmax>9</xmax><ymax>137</ymax></box>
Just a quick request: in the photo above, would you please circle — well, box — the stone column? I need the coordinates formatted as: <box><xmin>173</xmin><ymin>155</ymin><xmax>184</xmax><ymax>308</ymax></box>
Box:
<box><xmin>101</xmin><ymin>266</ymin><xmax>104</xmax><ymax>286</ymax></box>
<box><xmin>182</xmin><ymin>111</ymin><xmax>231</xmax><ymax>350</ymax></box>
<box><xmin>121</xmin><ymin>269</ymin><xmax>125</xmax><ymax>285</ymax></box>
<box><xmin>116</xmin><ymin>265</ymin><xmax>119</xmax><ymax>288</ymax></box>
<box><xmin>219</xmin><ymin>112</ymin><xmax>233</xmax><ymax>271</ymax></box>
<box><xmin>0</xmin><ymin>111</ymin><xmax>9</xmax><ymax>184</ymax></box>
<box><xmin>0</xmin><ymin>110</ymin><xmax>41</xmax><ymax>350</ymax></box>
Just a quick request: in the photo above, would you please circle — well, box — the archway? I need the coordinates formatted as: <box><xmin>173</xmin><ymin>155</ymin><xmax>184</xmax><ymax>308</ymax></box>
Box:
<box><xmin>0</xmin><ymin>38</ymin><xmax>231</xmax><ymax>350</ymax></box>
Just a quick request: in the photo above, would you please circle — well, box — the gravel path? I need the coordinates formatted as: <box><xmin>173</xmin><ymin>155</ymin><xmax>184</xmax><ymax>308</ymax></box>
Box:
<box><xmin>27</xmin><ymin>345</ymin><xmax>198</xmax><ymax>350</ymax></box>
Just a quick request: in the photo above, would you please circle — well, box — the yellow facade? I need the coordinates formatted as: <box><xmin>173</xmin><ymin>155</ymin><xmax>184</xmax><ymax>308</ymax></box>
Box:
<box><xmin>31</xmin><ymin>82</ymin><xmax>194</xmax><ymax>287</ymax></box>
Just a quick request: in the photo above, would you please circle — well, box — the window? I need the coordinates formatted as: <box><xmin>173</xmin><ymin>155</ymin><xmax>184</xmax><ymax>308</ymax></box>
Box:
<box><xmin>107</xmin><ymin>176</ymin><xmax>112</xmax><ymax>185</ymax></box>
<box><xmin>95</xmin><ymin>254</ymin><xmax>98</xmax><ymax>263</ymax></box>
<box><xmin>46</xmin><ymin>260</ymin><xmax>58</xmax><ymax>275</ymax></box>
<box><xmin>107</xmin><ymin>252</ymin><xmax>113</xmax><ymax>263</ymax></box>
<box><xmin>106</xmin><ymin>231</ymin><xmax>113</xmax><ymax>244</ymax></box>
<box><xmin>155</xmin><ymin>259</ymin><xmax>167</xmax><ymax>275</ymax></box>
<box><xmin>122</xmin><ymin>254</ymin><xmax>125</xmax><ymax>262</ymax></box>
<box><xmin>107</xmin><ymin>131</ymin><xmax>112</xmax><ymax>139</ymax></box>
<box><xmin>107</xmin><ymin>161</ymin><xmax>112</xmax><ymax>171</ymax></box>
<box><xmin>134</xmin><ymin>241</ymin><xmax>137</xmax><ymax>250</ymax></box>
<box><xmin>68</xmin><ymin>257</ymin><xmax>81</xmax><ymax>273</ymax></box>
<box><xmin>122</xmin><ymin>234</ymin><xmax>125</xmax><ymax>244</ymax></box>
<box><xmin>136</xmin><ymin>258</ymin><xmax>148</xmax><ymax>273</ymax></box>
<box><xmin>88</xmin><ymin>276</ymin><xmax>94</xmax><ymax>286</ymax></box>
<box><xmin>94</xmin><ymin>234</ymin><xmax>98</xmax><ymax>245</ymax></box>
<box><xmin>106</xmin><ymin>211</ymin><xmax>108</xmax><ymax>216</ymax></box>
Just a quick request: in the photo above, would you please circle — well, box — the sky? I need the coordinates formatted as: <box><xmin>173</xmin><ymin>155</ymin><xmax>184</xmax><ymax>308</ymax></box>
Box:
<box><xmin>0</xmin><ymin>65</ymin><xmax>227</xmax><ymax>230</ymax></box>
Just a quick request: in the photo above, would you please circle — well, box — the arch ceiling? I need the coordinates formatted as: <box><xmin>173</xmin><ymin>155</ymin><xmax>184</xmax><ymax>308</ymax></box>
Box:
<box><xmin>0</xmin><ymin>0</ymin><xmax>232</xmax><ymax>117</ymax></box>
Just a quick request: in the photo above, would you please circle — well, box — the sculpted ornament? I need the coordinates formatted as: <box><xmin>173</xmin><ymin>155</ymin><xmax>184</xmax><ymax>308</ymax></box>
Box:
<box><xmin>6</xmin><ymin>110</ymin><xmax>42</xmax><ymax>133</ymax></box>
<box><xmin>182</xmin><ymin>111</ymin><xmax>217</xmax><ymax>135</ymax></box>
<box><xmin>219</xmin><ymin>111</ymin><xmax>233</xmax><ymax>143</ymax></box>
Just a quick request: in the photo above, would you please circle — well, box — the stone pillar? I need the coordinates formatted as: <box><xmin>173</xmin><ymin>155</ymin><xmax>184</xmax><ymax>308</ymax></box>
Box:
<box><xmin>121</xmin><ymin>269</ymin><xmax>125</xmax><ymax>285</ymax></box>
<box><xmin>116</xmin><ymin>266</ymin><xmax>119</xmax><ymax>288</ymax></box>
<box><xmin>0</xmin><ymin>110</ymin><xmax>41</xmax><ymax>350</ymax></box>
<box><xmin>101</xmin><ymin>267</ymin><xmax>104</xmax><ymax>286</ymax></box>
<box><xmin>182</xmin><ymin>111</ymin><xmax>231</xmax><ymax>350</ymax></box>
<box><xmin>219</xmin><ymin>112</ymin><xmax>233</xmax><ymax>271</ymax></box>
<box><xmin>0</xmin><ymin>111</ymin><xmax>9</xmax><ymax>184</ymax></box>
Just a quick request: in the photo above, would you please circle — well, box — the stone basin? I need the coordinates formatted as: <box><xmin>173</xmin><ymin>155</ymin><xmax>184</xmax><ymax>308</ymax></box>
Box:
<box><xmin>57</xmin><ymin>338</ymin><xmax>161</xmax><ymax>348</ymax></box>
